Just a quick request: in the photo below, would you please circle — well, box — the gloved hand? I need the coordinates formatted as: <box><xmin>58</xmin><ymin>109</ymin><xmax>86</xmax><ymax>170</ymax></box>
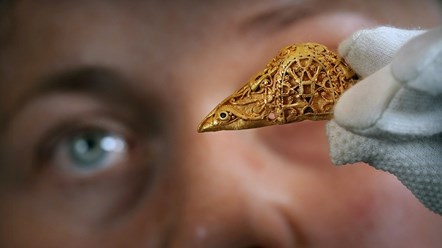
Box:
<box><xmin>326</xmin><ymin>26</ymin><xmax>442</xmax><ymax>215</ymax></box>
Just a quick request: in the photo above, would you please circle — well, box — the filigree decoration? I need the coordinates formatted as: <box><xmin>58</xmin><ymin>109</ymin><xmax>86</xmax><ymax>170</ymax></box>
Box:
<box><xmin>198</xmin><ymin>43</ymin><xmax>359</xmax><ymax>132</ymax></box>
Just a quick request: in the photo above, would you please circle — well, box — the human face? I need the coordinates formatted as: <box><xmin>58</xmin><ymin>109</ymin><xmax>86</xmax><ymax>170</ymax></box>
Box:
<box><xmin>0</xmin><ymin>0</ymin><xmax>441</xmax><ymax>247</ymax></box>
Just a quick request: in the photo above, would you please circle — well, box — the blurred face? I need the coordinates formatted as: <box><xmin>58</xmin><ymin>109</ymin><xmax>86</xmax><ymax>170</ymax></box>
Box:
<box><xmin>0</xmin><ymin>0</ymin><xmax>441</xmax><ymax>247</ymax></box>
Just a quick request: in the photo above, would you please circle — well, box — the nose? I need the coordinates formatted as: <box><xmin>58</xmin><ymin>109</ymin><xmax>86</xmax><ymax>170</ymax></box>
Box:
<box><xmin>169</xmin><ymin>132</ymin><xmax>299</xmax><ymax>248</ymax></box>
<box><xmin>173</xmin><ymin>199</ymin><xmax>297</xmax><ymax>248</ymax></box>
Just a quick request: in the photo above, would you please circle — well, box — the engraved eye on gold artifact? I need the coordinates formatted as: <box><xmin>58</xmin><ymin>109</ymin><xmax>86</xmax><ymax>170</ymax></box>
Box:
<box><xmin>197</xmin><ymin>42</ymin><xmax>359</xmax><ymax>133</ymax></box>
<box><xmin>219</xmin><ymin>111</ymin><xmax>229</xmax><ymax>121</ymax></box>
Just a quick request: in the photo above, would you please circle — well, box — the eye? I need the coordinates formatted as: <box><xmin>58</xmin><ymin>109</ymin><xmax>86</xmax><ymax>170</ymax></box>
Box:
<box><xmin>219</xmin><ymin>111</ymin><xmax>229</xmax><ymax>121</ymax></box>
<box><xmin>51</xmin><ymin>129</ymin><xmax>129</xmax><ymax>174</ymax></box>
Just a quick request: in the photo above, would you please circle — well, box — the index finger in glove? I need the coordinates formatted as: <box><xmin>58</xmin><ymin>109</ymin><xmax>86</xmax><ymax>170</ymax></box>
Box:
<box><xmin>335</xmin><ymin>27</ymin><xmax>442</xmax><ymax>137</ymax></box>
<box><xmin>339</xmin><ymin>26</ymin><xmax>424</xmax><ymax>77</ymax></box>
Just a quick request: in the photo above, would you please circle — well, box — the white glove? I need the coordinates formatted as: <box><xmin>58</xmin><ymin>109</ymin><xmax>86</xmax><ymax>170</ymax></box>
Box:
<box><xmin>326</xmin><ymin>26</ymin><xmax>442</xmax><ymax>215</ymax></box>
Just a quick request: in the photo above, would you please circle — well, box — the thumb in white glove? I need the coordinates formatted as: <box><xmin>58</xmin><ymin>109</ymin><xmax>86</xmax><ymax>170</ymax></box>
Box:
<box><xmin>327</xmin><ymin>26</ymin><xmax>442</xmax><ymax>215</ymax></box>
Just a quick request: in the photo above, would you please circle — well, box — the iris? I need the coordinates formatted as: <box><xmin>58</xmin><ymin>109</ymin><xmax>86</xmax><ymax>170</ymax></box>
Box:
<box><xmin>68</xmin><ymin>131</ymin><xmax>126</xmax><ymax>170</ymax></box>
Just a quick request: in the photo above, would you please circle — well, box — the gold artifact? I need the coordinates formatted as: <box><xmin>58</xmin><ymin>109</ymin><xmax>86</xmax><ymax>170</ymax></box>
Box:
<box><xmin>198</xmin><ymin>43</ymin><xmax>359</xmax><ymax>132</ymax></box>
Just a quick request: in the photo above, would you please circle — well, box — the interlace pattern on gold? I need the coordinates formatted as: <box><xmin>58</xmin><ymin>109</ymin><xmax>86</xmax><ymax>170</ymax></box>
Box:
<box><xmin>198</xmin><ymin>43</ymin><xmax>359</xmax><ymax>132</ymax></box>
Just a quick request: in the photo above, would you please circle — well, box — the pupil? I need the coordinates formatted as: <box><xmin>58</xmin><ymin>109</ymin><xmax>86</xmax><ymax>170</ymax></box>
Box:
<box><xmin>74</xmin><ymin>137</ymin><xmax>98</xmax><ymax>154</ymax></box>
<box><xmin>70</xmin><ymin>132</ymin><xmax>107</xmax><ymax>167</ymax></box>
<box><xmin>220</xmin><ymin>112</ymin><xmax>227</xmax><ymax>119</ymax></box>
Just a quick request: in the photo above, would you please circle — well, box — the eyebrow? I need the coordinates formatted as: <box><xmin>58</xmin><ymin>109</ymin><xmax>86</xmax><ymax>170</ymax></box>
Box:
<box><xmin>240</xmin><ymin>0</ymin><xmax>331</xmax><ymax>33</ymax></box>
<box><xmin>1</xmin><ymin>67</ymin><xmax>161</xmax><ymax>134</ymax></box>
<box><xmin>36</xmin><ymin>67</ymin><xmax>134</xmax><ymax>100</ymax></box>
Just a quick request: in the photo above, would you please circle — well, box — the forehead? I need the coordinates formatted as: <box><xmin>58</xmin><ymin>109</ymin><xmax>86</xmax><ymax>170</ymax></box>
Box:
<box><xmin>0</xmin><ymin>0</ymin><xmax>291</xmax><ymax>121</ymax></box>
<box><xmin>0</xmin><ymin>0</ymin><xmax>323</xmax><ymax>101</ymax></box>
<box><xmin>2</xmin><ymin>0</ymin><xmax>439</xmax><ymax>58</ymax></box>
<box><xmin>0</xmin><ymin>0</ymin><xmax>290</xmax><ymax>76</ymax></box>
<box><xmin>2</xmin><ymin>0</ymin><xmax>440</xmax><ymax>64</ymax></box>
<box><xmin>0</xmin><ymin>0</ymin><xmax>441</xmax><ymax>105</ymax></box>
<box><xmin>3</xmin><ymin>0</ymin><xmax>295</xmax><ymax>31</ymax></box>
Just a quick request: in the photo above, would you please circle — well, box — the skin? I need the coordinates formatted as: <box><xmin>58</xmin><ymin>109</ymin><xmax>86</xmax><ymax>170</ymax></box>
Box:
<box><xmin>0</xmin><ymin>0</ymin><xmax>441</xmax><ymax>247</ymax></box>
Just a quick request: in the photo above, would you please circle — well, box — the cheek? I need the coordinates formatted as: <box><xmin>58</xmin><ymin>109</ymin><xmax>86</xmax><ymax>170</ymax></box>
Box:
<box><xmin>255</xmin><ymin>121</ymin><xmax>411</xmax><ymax>243</ymax></box>
<box><xmin>292</xmin><ymin>165</ymin><xmax>396</xmax><ymax>246</ymax></box>
<box><xmin>257</xmin><ymin>120</ymin><xmax>332</xmax><ymax>167</ymax></box>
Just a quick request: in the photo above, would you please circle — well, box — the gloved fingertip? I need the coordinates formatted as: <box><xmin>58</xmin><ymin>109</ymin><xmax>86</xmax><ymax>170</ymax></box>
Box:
<box><xmin>333</xmin><ymin>65</ymin><xmax>400</xmax><ymax>133</ymax></box>
<box><xmin>392</xmin><ymin>26</ymin><xmax>442</xmax><ymax>95</ymax></box>
<box><xmin>338</xmin><ymin>26</ymin><xmax>424</xmax><ymax>77</ymax></box>
<box><xmin>338</xmin><ymin>30</ymin><xmax>364</xmax><ymax>58</ymax></box>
